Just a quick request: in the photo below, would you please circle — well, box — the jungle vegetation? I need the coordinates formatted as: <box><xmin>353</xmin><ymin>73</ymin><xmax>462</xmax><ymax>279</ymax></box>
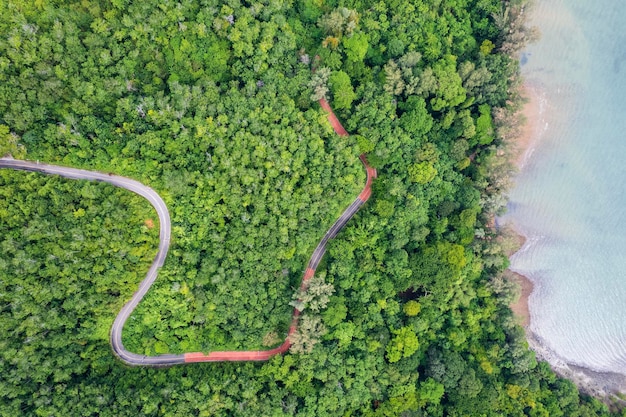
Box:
<box><xmin>0</xmin><ymin>0</ymin><xmax>621</xmax><ymax>415</ymax></box>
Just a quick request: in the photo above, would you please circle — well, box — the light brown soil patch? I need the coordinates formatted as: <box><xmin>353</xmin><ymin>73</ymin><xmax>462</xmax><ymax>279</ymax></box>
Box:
<box><xmin>508</xmin><ymin>270</ymin><xmax>533</xmax><ymax>328</ymax></box>
<box><xmin>515</xmin><ymin>84</ymin><xmax>544</xmax><ymax>168</ymax></box>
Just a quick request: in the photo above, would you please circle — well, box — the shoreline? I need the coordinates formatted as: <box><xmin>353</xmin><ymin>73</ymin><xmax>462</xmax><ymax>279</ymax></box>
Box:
<box><xmin>506</xmin><ymin>83</ymin><xmax>544</xmax><ymax>330</ymax></box>
<box><xmin>506</xmin><ymin>84</ymin><xmax>626</xmax><ymax>406</ymax></box>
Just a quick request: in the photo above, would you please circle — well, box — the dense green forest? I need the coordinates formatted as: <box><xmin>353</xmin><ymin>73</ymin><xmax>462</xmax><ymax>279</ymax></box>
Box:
<box><xmin>0</xmin><ymin>0</ymin><xmax>622</xmax><ymax>415</ymax></box>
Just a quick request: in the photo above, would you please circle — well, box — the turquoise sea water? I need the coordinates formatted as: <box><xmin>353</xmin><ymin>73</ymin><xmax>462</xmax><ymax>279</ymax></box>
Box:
<box><xmin>504</xmin><ymin>0</ymin><xmax>626</xmax><ymax>374</ymax></box>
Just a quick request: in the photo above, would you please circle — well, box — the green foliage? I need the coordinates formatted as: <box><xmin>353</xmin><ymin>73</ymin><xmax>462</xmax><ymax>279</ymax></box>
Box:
<box><xmin>342</xmin><ymin>32</ymin><xmax>369</xmax><ymax>63</ymax></box>
<box><xmin>399</xmin><ymin>96</ymin><xmax>433</xmax><ymax>136</ymax></box>
<box><xmin>310</xmin><ymin>66</ymin><xmax>331</xmax><ymax>101</ymax></box>
<box><xmin>288</xmin><ymin>315</ymin><xmax>327</xmax><ymax>354</ymax></box>
<box><xmin>480</xmin><ymin>39</ymin><xmax>495</xmax><ymax>56</ymax></box>
<box><xmin>383</xmin><ymin>59</ymin><xmax>405</xmax><ymax>95</ymax></box>
<box><xmin>329</xmin><ymin>70</ymin><xmax>356</xmax><ymax>110</ymax></box>
<box><xmin>318</xmin><ymin>7</ymin><xmax>359</xmax><ymax>38</ymax></box>
<box><xmin>476</xmin><ymin>103</ymin><xmax>495</xmax><ymax>145</ymax></box>
<box><xmin>403</xmin><ymin>300</ymin><xmax>421</xmax><ymax>316</ymax></box>
<box><xmin>430</xmin><ymin>57</ymin><xmax>467</xmax><ymax>111</ymax></box>
<box><xmin>203</xmin><ymin>39</ymin><xmax>231</xmax><ymax>82</ymax></box>
<box><xmin>0</xmin><ymin>124</ymin><xmax>26</xmax><ymax>157</ymax></box>
<box><xmin>298</xmin><ymin>0</ymin><xmax>324</xmax><ymax>23</ymax></box>
<box><xmin>291</xmin><ymin>274</ymin><xmax>334</xmax><ymax>312</ymax></box>
<box><xmin>408</xmin><ymin>161</ymin><xmax>437</xmax><ymax>184</ymax></box>
<box><xmin>354</xmin><ymin>134</ymin><xmax>375</xmax><ymax>153</ymax></box>
<box><xmin>418</xmin><ymin>377</ymin><xmax>445</xmax><ymax>406</ymax></box>
<box><xmin>386</xmin><ymin>326</ymin><xmax>419</xmax><ymax>363</ymax></box>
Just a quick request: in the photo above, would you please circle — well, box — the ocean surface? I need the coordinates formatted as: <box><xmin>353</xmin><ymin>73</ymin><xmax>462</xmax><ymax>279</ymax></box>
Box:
<box><xmin>504</xmin><ymin>0</ymin><xmax>626</xmax><ymax>374</ymax></box>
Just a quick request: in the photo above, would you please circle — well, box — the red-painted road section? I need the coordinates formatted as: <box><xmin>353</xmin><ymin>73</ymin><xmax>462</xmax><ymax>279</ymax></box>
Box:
<box><xmin>182</xmin><ymin>100</ymin><xmax>376</xmax><ymax>363</ymax></box>
<box><xmin>319</xmin><ymin>98</ymin><xmax>349</xmax><ymax>136</ymax></box>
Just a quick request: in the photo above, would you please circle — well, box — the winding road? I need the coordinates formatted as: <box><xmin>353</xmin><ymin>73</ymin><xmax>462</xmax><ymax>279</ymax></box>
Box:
<box><xmin>0</xmin><ymin>100</ymin><xmax>376</xmax><ymax>365</ymax></box>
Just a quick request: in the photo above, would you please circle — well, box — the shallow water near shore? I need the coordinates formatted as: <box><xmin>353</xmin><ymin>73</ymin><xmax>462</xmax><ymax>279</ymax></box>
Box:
<box><xmin>503</xmin><ymin>0</ymin><xmax>626</xmax><ymax>375</ymax></box>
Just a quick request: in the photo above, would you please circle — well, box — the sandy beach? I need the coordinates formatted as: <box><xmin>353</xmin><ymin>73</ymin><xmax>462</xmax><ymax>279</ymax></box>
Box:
<box><xmin>506</xmin><ymin>84</ymin><xmax>626</xmax><ymax>406</ymax></box>
<box><xmin>507</xmin><ymin>84</ymin><xmax>544</xmax><ymax>329</ymax></box>
<box><xmin>515</xmin><ymin>84</ymin><xmax>545</xmax><ymax>169</ymax></box>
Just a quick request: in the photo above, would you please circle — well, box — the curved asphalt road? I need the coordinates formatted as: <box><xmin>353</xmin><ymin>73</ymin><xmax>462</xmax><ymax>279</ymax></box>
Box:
<box><xmin>0</xmin><ymin>100</ymin><xmax>376</xmax><ymax>366</ymax></box>
<box><xmin>0</xmin><ymin>157</ymin><xmax>183</xmax><ymax>365</ymax></box>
